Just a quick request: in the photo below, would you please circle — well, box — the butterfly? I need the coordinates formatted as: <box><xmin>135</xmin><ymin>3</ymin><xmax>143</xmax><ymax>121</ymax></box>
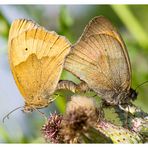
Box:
<box><xmin>8</xmin><ymin>19</ymin><xmax>71</xmax><ymax>112</ymax></box>
<box><xmin>64</xmin><ymin>16</ymin><xmax>137</xmax><ymax>106</ymax></box>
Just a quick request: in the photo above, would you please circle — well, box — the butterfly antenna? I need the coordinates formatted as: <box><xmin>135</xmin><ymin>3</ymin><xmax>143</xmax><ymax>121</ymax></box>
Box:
<box><xmin>2</xmin><ymin>106</ymin><xmax>23</xmax><ymax>123</ymax></box>
<box><xmin>135</xmin><ymin>80</ymin><xmax>148</xmax><ymax>91</ymax></box>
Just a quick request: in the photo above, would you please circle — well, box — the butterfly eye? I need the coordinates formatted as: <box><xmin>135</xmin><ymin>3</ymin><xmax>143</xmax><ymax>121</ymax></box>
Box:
<box><xmin>27</xmin><ymin>108</ymin><xmax>33</xmax><ymax>112</ymax></box>
<box><xmin>129</xmin><ymin>88</ymin><xmax>138</xmax><ymax>101</ymax></box>
<box><xmin>131</xmin><ymin>92</ymin><xmax>138</xmax><ymax>101</ymax></box>
<box><xmin>23</xmin><ymin>106</ymin><xmax>33</xmax><ymax>113</ymax></box>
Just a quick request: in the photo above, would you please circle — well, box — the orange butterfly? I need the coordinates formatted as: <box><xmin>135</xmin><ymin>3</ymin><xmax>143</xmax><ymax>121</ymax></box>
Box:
<box><xmin>64</xmin><ymin>16</ymin><xmax>137</xmax><ymax>105</ymax></box>
<box><xmin>8</xmin><ymin>19</ymin><xmax>71</xmax><ymax>112</ymax></box>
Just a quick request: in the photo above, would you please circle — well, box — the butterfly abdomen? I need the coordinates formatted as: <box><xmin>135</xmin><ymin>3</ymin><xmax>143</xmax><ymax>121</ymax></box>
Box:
<box><xmin>57</xmin><ymin>80</ymin><xmax>89</xmax><ymax>93</ymax></box>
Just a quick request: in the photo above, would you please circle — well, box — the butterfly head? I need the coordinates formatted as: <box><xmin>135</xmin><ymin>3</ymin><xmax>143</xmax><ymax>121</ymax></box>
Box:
<box><xmin>118</xmin><ymin>88</ymin><xmax>138</xmax><ymax>105</ymax></box>
<box><xmin>23</xmin><ymin>105</ymin><xmax>34</xmax><ymax>113</ymax></box>
<box><xmin>129</xmin><ymin>88</ymin><xmax>138</xmax><ymax>101</ymax></box>
<box><xmin>104</xmin><ymin>88</ymin><xmax>138</xmax><ymax>106</ymax></box>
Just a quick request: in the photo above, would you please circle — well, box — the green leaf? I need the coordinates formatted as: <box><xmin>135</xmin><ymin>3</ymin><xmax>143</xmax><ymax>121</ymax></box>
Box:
<box><xmin>54</xmin><ymin>95</ymin><xmax>66</xmax><ymax>113</ymax></box>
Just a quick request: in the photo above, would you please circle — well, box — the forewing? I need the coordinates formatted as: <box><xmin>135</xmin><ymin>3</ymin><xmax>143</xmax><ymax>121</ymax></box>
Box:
<box><xmin>8</xmin><ymin>19</ymin><xmax>38</xmax><ymax>40</ymax></box>
<box><xmin>65</xmin><ymin>16</ymin><xmax>131</xmax><ymax>96</ymax></box>
<box><xmin>82</xmin><ymin>16</ymin><xmax>131</xmax><ymax>80</ymax></box>
<box><xmin>8</xmin><ymin>19</ymin><xmax>71</xmax><ymax>103</ymax></box>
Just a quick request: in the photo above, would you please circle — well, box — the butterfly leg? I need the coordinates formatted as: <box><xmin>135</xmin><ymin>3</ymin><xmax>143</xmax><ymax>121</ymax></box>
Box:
<box><xmin>33</xmin><ymin>108</ymin><xmax>48</xmax><ymax>123</ymax></box>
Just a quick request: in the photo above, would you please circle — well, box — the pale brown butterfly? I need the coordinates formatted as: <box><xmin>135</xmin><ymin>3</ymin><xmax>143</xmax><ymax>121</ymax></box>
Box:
<box><xmin>8</xmin><ymin>19</ymin><xmax>71</xmax><ymax>112</ymax></box>
<box><xmin>63</xmin><ymin>16</ymin><xmax>137</xmax><ymax>106</ymax></box>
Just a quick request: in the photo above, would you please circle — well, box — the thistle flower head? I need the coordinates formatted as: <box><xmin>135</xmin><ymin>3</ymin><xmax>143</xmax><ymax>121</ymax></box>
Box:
<box><xmin>60</xmin><ymin>95</ymin><xmax>99</xmax><ymax>143</ymax></box>
<box><xmin>41</xmin><ymin>113</ymin><xmax>63</xmax><ymax>143</ymax></box>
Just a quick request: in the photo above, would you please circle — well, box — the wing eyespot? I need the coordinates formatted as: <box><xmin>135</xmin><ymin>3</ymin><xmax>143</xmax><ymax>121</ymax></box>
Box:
<box><xmin>25</xmin><ymin>48</ymin><xmax>28</xmax><ymax>51</ymax></box>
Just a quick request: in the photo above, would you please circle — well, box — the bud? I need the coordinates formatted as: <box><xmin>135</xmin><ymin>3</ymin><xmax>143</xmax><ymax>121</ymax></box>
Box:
<box><xmin>96</xmin><ymin>120</ymin><xmax>142</xmax><ymax>143</ymax></box>
<box><xmin>131</xmin><ymin>117</ymin><xmax>148</xmax><ymax>142</ymax></box>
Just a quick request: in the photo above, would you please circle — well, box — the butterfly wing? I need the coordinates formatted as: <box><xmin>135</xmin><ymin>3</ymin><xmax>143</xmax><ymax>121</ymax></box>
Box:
<box><xmin>8</xmin><ymin>19</ymin><xmax>71</xmax><ymax>106</ymax></box>
<box><xmin>65</xmin><ymin>16</ymin><xmax>131</xmax><ymax>97</ymax></box>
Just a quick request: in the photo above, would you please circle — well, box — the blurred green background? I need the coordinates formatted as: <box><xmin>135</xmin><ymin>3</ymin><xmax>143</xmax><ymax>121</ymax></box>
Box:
<box><xmin>0</xmin><ymin>5</ymin><xmax>148</xmax><ymax>143</ymax></box>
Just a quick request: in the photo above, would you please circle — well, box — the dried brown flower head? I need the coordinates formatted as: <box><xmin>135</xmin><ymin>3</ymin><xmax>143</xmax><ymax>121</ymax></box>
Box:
<box><xmin>60</xmin><ymin>95</ymin><xmax>99</xmax><ymax>143</ymax></box>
